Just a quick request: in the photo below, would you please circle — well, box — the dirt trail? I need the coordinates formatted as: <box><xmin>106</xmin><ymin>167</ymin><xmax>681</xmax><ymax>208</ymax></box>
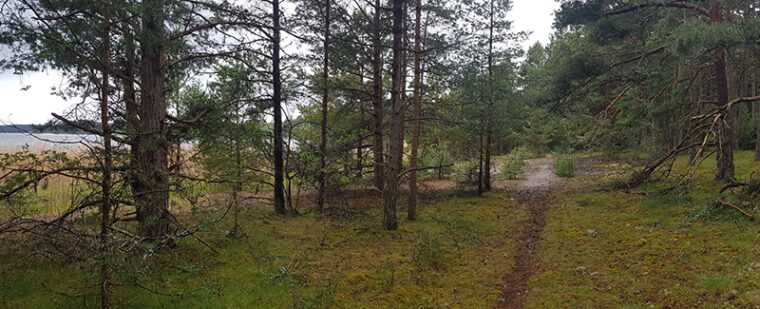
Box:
<box><xmin>498</xmin><ymin>156</ymin><xmax>561</xmax><ymax>309</ymax></box>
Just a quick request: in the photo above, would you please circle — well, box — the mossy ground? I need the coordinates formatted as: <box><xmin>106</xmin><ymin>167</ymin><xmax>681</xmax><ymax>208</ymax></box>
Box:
<box><xmin>526</xmin><ymin>151</ymin><xmax>760</xmax><ymax>308</ymax></box>
<box><xmin>0</xmin><ymin>190</ymin><xmax>525</xmax><ymax>308</ymax></box>
<box><xmin>5</xmin><ymin>151</ymin><xmax>760</xmax><ymax>308</ymax></box>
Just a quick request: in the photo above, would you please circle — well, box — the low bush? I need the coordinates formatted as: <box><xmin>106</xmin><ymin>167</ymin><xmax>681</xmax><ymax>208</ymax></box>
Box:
<box><xmin>554</xmin><ymin>156</ymin><xmax>575</xmax><ymax>177</ymax></box>
<box><xmin>501</xmin><ymin>158</ymin><xmax>524</xmax><ymax>180</ymax></box>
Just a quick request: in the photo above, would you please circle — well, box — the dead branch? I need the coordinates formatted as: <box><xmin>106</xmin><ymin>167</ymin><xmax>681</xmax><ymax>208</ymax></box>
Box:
<box><xmin>717</xmin><ymin>198</ymin><xmax>754</xmax><ymax>220</ymax></box>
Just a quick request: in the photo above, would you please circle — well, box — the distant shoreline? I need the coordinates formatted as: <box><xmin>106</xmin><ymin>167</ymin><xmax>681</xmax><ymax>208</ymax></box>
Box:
<box><xmin>0</xmin><ymin>124</ymin><xmax>88</xmax><ymax>134</ymax></box>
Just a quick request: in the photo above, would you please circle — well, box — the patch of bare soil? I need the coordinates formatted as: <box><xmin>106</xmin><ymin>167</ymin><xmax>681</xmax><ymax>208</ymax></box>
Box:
<box><xmin>498</xmin><ymin>156</ymin><xmax>560</xmax><ymax>309</ymax></box>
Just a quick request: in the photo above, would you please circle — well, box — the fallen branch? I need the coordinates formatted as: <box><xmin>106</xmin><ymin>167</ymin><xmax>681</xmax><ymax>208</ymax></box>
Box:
<box><xmin>719</xmin><ymin>182</ymin><xmax>748</xmax><ymax>193</ymax></box>
<box><xmin>717</xmin><ymin>198</ymin><xmax>754</xmax><ymax>220</ymax></box>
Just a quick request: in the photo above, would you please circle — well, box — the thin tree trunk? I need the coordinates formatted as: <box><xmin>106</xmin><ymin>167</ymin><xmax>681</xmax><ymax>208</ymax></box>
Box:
<box><xmin>372</xmin><ymin>0</ymin><xmax>385</xmax><ymax>192</ymax></box>
<box><xmin>122</xmin><ymin>35</ymin><xmax>141</xmax><ymax>206</ymax></box>
<box><xmin>272</xmin><ymin>0</ymin><xmax>287</xmax><ymax>214</ymax></box>
<box><xmin>99</xmin><ymin>6</ymin><xmax>112</xmax><ymax>308</ymax></box>
<box><xmin>484</xmin><ymin>0</ymin><xmax>495</xmax><ymax>192</ymax></box>
<box><xmin>138</xmin><ymin>0</ymin><xmax>172</xmax><ymax>244</ymax></box>
<box><xmin>408</xmin><ymin>0</ymin><xmax>423</xmax><ymax>221</ymax></box>
<box><xmin>232</xmin><ymin>140</ymin><xmax>242</xmax><ymax>234</ymax></box>
<box><xmin>478</xmin><ymin>130</ymin><xmax>483</xmax><ymax>195</ymax></box>
<box><xmin>752</xmin><ymin>70</ymin><xmax>760</xmax><ymax>161</ymax></box>
<box><xmin>754</xmin><ymin>71</ymin><xmax>760</xmax><ymax>161</ymax></box>
<box><xmin>383</xmin><ymin>0</ymin><xmax>404</xmax><ymax>231</ymax></box>
<box><xmin>318</xmin><ymin>0</ymin><xmax>330</xmax><ymax>212</ymax></box>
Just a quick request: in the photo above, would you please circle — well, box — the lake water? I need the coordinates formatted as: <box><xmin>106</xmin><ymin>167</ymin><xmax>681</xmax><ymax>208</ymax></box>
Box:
<box><xmin>0</xmin><ymin>133</ymin><xmax>194</xmax><ymax>153</ymax></box>
<box><xmin>0</xmin><ymin>133</ymin><xmax>100</xmax><ymax>152</ymax></box>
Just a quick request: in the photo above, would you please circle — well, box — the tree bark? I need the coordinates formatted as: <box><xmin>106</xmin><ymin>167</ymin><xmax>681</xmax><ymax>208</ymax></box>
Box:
<box><xmin>318</xmin><ymin>0</ymin><xmax>330</xmax><ymax>212</ymax></box>
<box><xmin>408</xmin><ymin>0</ymin><xmax>423</xmax><ymax>221</ymax></box>
<box><xmin>371</xmin><ymin>0</ymin><xmax>385</xmax><ymax>192</ymax></box>
<box><xmin>483</xmin><ymin>0</ymin><xmax>495</xmax><ymax>192</ymax></box>
<box><xmin>383</xmin><ymin>0</ymin><xmax>404</xmax><ymax>231</ymax></box>
<box><xmin>478</xmin><ymin>130</ymin><xmax>483</xmax><ymax>195</ymax></box>
<box><xmin>273</xmin><ymin>0</ymin><xmax>287</xmax><ymax>214</ymax></box>
<box><xmin>754</xmin><ymin>71</ymin><xmax>760</xmax><ymax>161</ymax></box>
<box><xmin>99</xmin><ymin>6</ymin><xmax>112</xmax><ymax>308</ymax></box>
<box><xmin>137</xmin><ymin>0</ymin><xmax>172</xmax><ymax>244</ymax></box>
<box><xmin>710</xmin><ymin>0</ymin><xmax>734</xmax><ymax>182</ymax></box>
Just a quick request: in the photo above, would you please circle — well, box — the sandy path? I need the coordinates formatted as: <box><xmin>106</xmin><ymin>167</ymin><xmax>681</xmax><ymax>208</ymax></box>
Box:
<box><xmin>498</xmin><ymin>156</ymin><xmax>561</xmax><ymax>309</ymax></box>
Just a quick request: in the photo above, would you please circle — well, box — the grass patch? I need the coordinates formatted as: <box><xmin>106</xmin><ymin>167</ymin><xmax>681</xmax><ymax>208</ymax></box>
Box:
<box><xmin>0</xmin><ymin>193</ymin><xmax>526</xmax><ymax>308</ymax></box>
<box><xmin>526</xmin><ymin>150</ymin><xmax>760</xmax><ymax>308</ymax></box>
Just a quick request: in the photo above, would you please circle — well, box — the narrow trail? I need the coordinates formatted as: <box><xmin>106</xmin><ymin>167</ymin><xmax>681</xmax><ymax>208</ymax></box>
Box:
<box><xmin>498</xmin><ymin>156</ymin><xmax>561</xmax><ymax>309</ymax></box>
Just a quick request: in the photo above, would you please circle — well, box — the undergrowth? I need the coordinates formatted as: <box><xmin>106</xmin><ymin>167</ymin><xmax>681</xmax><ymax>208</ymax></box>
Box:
<box><xmin>0</xmin><ymin>192</ymin><xmax>526</xmax><ymax>308</ymax></box>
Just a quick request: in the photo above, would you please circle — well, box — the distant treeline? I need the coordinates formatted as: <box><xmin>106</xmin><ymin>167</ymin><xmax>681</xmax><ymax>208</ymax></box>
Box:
<box><xmin>0</xmin><ymin>120</ymin><xmax>95</xmax><ymax>134</ymax></box>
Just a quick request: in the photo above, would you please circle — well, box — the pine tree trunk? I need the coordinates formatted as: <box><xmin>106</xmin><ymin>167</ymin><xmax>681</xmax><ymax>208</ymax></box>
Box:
<box><xmin>318</xmin><ymin>0</ymin><xmax>330</xmax><ymax>212</ymax></box>
<box><xmin>122</xmin><ymin>39</ymin><xmax>142</xmax><ymax>206</ymax></box>
<box><xmin>754</xmin><ymin>72</ymin><xmax>760</xmax><ymax>161</ymax></box>
<box><xmin>99</xmin><ymin>7</ymin><xmax>112</xmax><ymax>308</ymax></box>
<box><xmin>383</xmin><ymin>0</ymin><xmax>404</xmax><ymax>231</ymax></box>
<box><xmin>272</xmin><ymin>0</ymin><xmax>287</xmax><ymax>214</ymax></box>
<box><xmin>484</xmin><ymin>0</ymin><xmax>495</xmax><ymax>192</ymax></box>
<box><xmin>478</xmin><ymin>131</ymin><xmax>483</xmax><ymax>195</ymax></box>
<box><xmin>138</xmin><ymin>0</ymin><xmax>172</xmax><ymax>244</ymax></box>
<box><xmin>711</xmin><ymin>1</ymin><xmax>734</xmax><ymax>182</ymax></box>
<box><xmin>408</xmin><ymin>0</ymin><xmax>423</xmax><ymax>221</ymax></box>
<box><xmin>372</xmin><ymin>0</ymin><xmax>385</xmax><ymax>192</ymax></box>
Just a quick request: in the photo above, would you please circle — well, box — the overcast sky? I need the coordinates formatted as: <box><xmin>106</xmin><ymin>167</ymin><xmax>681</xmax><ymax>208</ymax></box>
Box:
<box><xmin>0</xmin><ymin>0</ymin><xmax>559</xmax><ymax>125</ymax></box>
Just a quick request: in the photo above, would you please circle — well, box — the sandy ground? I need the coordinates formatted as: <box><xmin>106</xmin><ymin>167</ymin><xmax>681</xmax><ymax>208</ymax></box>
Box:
<box><xmin>499</xmin><ymin>156</ymin><xmax>562</xmax><ymax>309</ymax></box>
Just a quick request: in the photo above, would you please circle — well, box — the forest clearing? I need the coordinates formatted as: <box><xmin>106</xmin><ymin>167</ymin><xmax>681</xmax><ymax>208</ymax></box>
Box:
<box><xmin>3</xmin><ymin>0</ymin><xmax>760</xmax><ymax>308</ymax></box>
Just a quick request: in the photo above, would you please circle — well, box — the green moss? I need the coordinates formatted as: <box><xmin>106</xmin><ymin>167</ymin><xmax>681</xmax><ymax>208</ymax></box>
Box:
<box><xmin>526</xmin><ymin>151</ymin><xmax>760</xmax><ymax>308</ymax></box>
<box><xmin>1</xmin><ymin>193</ymin><xmax>526</xmax><ymax>308</ymax></box>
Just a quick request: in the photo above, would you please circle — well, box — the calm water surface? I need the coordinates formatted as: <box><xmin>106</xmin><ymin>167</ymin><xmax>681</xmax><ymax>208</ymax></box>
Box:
<box><xmin>0</xmin><ymin>133</ymin><xmax>193</xmax><ymax>153</ymax></box>
<box><xmin>0</xmin><ymin>133</ymin><xmax>99</xmax><ymax>152</ymax></box>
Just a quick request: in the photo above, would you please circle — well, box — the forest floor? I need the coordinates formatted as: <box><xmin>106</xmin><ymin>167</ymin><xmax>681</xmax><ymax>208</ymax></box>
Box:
<box><xmin>499</xmin><ymin>156</ymin><xmax>561</xmax><ymax>308</ymax></box>
<box><xmin>3</xmin><ymin>152</ymin><xmax>760</xmax><ymax>308</ymax></box>
<box><xmin>524</xmin><ymin>151</ymin><xmax>760</xmax><ymax>308</ymax></box>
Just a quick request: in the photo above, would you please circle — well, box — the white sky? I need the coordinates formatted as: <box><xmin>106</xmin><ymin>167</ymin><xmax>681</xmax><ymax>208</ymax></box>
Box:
<box><xmin>0</xmin><ymin>0</ymin><xmax>559</xmax><ymax>124</ymax></box>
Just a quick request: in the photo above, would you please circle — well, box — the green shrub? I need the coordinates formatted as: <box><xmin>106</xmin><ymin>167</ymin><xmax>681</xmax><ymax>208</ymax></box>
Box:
<box><xmin>501</xmin><ymin>158</ymin><xmax>524</xmax><ymax>180</ymax></box>
<box><xmin>554</xmin><ymin>156</ymin><xmax>575</xmax><ymax>177</ymax></box>
<box><xmin>509</xmin><ymin>146</ymin><xmax>535</xmax><ymax>161</ymax></box>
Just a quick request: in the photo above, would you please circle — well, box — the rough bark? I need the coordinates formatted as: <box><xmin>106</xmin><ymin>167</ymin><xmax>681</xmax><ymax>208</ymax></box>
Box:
<box><xmin>711</xmin><ymin>0</ymin><xmax>734</xmax><ymax>182</ymax></box>
<box><xmin>99</xmin><ymin>6</ymin><xmax>112</xmax><ymax>308</ymax></box>
<box><xmin>371</xmin><ymin>0</ymin><xmax>385</xmax><ymax>192</ymax></box>
<box><xmin>318</xmin><ymin>0</ymin><xmax>330</xmax><ymax>212</ymax></box>
<box><xmin>137</xmin><ymin>0</ymin><xmax>172</xmax><ymax>243</ymax></box>
<box><xmin>382</xmin><ymin>0</ymin><xmax>404</xmax><ymax>231</ymax></box>
<box><xmin>273</xmin><ymin>0</ymin><xmax>287</xmax><ymax>214</ymax></box>
<box><xmin>408</xmin><ymin>0</ymin><xmax>423</xmax><ymax>221</ymax></box>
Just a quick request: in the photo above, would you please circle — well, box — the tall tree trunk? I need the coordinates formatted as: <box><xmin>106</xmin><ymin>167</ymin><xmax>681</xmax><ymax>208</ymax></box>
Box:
<box><xmin>710</xmin><ymin>1</ymin><xmax>734</xmax><ymax>182</ymax></box>
<box><xmin>383</xmin><ymin>0</ymin><xmax>404</xmax><ymax>231</ymax></box>
<box><xmin>272</xmin><ymin>0</ymin><xmax>287</xmax><ymax>214</ymax></box>
<box><xmin>408</xmin><ymin>0</ymin><xmax>423</xmax><ymax>221</ymax></box>
<box><xmin>371</xmin><ymin>0</ymin><xmax>385</xmax><ymax>192</ymax></box>
<box><xmin>318</xmin><ymin>0</ymin><xmax>330</xmax><ymax>212</ymax></box>
<box><xmin>754</xmin><ymin>72</ymin><xmax>760</xmax><ymax>161</ymax></box>
<box><xmin>484</xmin><ymin>0</ymin><xmax>495</xmax><ymax>192</ymax></box>
<box><xmin>138</xmin><ymin>0</ymin><xmax>172</xmax><ymax>244</ymax></box>
<box><xmin>99</xmin><ymin>6</ymin><xmax>112</xmax><ymax>308</ymax></box>
<box><xmin>122</xmin><ymin>35</ymin><xmax>142</xmax><ymax>211</ymax></box>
